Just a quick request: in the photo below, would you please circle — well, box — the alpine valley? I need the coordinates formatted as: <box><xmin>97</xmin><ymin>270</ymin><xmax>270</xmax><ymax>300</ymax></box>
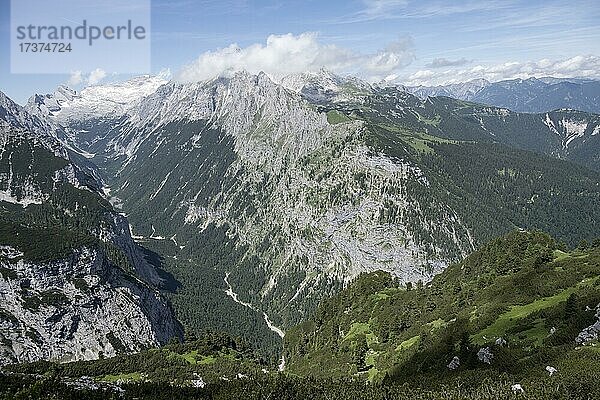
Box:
<box><xmin>1</xmin><ymin>70</ymin><xmax>600</xmax><ymax>399</ymax></box>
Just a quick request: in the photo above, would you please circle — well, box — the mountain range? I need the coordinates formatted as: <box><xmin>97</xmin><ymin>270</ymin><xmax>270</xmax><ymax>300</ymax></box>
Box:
<box><xmin>405</xmin><ymin>77</ymin><xmax>600</xmax><ymax>114</ymax></box>
<box><xmin>1</xmin><ymin>69</ymin><xmax>600</xmax><ymax>373</ymax></box>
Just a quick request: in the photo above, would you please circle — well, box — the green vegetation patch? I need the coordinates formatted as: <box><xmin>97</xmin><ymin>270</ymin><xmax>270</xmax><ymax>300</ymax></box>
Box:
<box><xmin>327</xmin><ymin>110</ymin><xmax>351</xmax><ymax>125</ymax></box>
<box><xmin>198</xmin><ymin>355</ymin><xmax>217</xmax><ymax>365</ymax></box>
<box><xmin>426</xmin><ymin>318</ymin><xmax>447</xmax><ymax>332</ymax></box>
<box><xmin>415</xmin><ymin>113</ymin><xmax>441</xmax><ymax>127</ymax></box>
<box><xmin>344</xmin><ymin>322</ymin><xmax>379</xmax><ymax>347</ymax></box>
<box><xmin>473</xmin><ymin>276</ymin><xmax>597</xmax><ymax>344</ymax></box>
<box><xmin>395</xmin><ymin>335</ymin><xmax>419</xmax><ymax>353</ymax></box>
<box><xmin>285</xmin><ymin>231</ymin><xmax>600</xmax><ymax>382</ymax></box>
<box><xmin>372</xmin><ymin>123</ymin><xmax>460</xmax><ymax>154</ymax></box>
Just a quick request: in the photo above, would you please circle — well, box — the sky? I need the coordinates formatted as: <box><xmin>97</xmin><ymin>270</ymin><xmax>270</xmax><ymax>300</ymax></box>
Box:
<box><xmin>1</xmin><ymin>0</ymin><xmax>600</xmax><ymax>104</ymax></box>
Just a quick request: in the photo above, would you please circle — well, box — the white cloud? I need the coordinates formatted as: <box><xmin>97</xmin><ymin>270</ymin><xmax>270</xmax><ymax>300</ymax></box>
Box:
<box><xmin>331</xmin><ymin>0</ymin><xmax>510</xmax><ymax>23</ymax></box>
<box><xmin>361</xmin><ymin>0</ymin><xmax>409</xmax><ymax>19</ymax></box>
<box><xmin>403</xmin><ymin>55</ymin><xmax>600</xmax><ymax>86</ymax></box>
<box><xmin>67</xmin><ymin>69</ymin><xmax>109</xmax><ymax>87</ymax></box>
<box><xmin>363</xmin><ymin>38</ymin><xmax>414</xmax><ymax>74</ymax></box>
<box><xmin>176</xmin><ymin>32</ymin><xmax>414</xmax><ymax>83</ymax></box>
<box><xmin>87</xmin><ymin>68</ymin><xmax>107</xmax><ymax>85</ymax></box>
<box><xmin>67</xmin><ymin>71</ymin><xmax>84</xmax><ymax>86</ymax></box>
<box><xmin>425</xmin><ymin>57</ymin><xmax>471</xmax><ymax>69</ymax></box>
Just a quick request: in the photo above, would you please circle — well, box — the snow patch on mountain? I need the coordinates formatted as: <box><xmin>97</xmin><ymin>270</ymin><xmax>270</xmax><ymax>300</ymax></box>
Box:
<box><xmin>560</xmin><ymin>119</ymin><xmax>588</xmax><ymax>149</ymax></box>
<box><xmin>28</xmin><ymin>75</ymin><xmax>168</xmax><ymax>125</ymax></box>
<box><xmin>544</xmin><ymin>114</ymin><xmax>560</xmax><ymax>135</ymax></box>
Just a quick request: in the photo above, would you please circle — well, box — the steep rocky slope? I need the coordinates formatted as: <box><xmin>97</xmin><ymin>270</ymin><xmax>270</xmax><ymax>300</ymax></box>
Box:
<box><xmin>0</xmin><ymin>91</ymin><xmax>180</xmax><ymax>365</ymax></box>
<box><xmin>30</xmin><ymin>74</ymin><xmax>475</xmax><ymax>329</ymax></box>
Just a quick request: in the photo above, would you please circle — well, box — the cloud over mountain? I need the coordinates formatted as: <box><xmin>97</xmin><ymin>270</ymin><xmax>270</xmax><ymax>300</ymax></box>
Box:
<box><xmin>425</xmin><ymin>57</ymin><xmax>471</xmax><ymax>69</ymax></box>
<box><xmin>67</xmin><ymin>69</ymin><xmax>108</xmax><ymax>87</ymax></box>
<box><xmin>406</xmin><ymin>55</ymin><xmax>600</xmax><ymax>86</ymax></box>
<box><xmin>176</xmin><ymin>32</ymin><xmax>414</xmax><ymax>83</ymax></box>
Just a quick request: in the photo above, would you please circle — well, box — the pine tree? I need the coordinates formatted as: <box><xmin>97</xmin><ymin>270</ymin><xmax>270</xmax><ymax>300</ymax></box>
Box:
<box><xmin>565</xmin><ymin>293</ymin><xmax>579</xmax><ymax>320</ymax></box>
<box><xmin>352</xmin><ymin>336</ymin><xmax>368</xmax><ymax>370</ymax></box>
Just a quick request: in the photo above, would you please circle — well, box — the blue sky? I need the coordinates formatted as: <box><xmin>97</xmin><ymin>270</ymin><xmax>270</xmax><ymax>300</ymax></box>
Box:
<box><xmin>1</xmin><ymin>0</ymin><xmax>600</xmax><ymax>103</ymax></box>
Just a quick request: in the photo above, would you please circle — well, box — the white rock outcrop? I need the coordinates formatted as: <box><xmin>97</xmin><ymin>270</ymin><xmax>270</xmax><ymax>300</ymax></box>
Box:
<box><xmin>576</xmin><ymin>304</ymin><xmax>600</xmax><ymax>345</ymax></box>
<box><xmin>447</xmin><ymin>355</ymin><xmax>460</xmax><ymax>370</ymax></box>
<box><xmin>477</xmin><ymin>347</ymin><xmax>494</xmax><ymax>364</ymax></box>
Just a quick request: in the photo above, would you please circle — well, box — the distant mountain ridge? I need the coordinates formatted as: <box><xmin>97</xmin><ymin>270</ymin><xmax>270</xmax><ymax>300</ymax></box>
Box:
<box><xmin>405</xmin><ymin>77</ymin><xmax>600</xmax><ymax>114</ymax></box>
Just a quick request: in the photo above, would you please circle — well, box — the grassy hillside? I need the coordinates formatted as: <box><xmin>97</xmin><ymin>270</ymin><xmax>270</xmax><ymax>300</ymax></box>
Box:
<box><xmin>284</xmin><ymin>231</ymin><xmax>600</xmax><ymax>387</ymax></box>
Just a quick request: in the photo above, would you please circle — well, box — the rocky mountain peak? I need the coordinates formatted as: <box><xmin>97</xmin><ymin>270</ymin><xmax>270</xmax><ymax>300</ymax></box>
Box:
<box><xmin>281</xmin><ymin>69</ymin><xmax>373</xmax><ymax>104</ymax></box>
<box><xmin>26</xmin><ymin>75</ymin><xmax>168</xmax><ymax>126</ymax></box>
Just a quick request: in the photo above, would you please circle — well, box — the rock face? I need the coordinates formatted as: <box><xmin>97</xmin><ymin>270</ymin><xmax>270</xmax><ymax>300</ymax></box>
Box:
<box><xmin>576</xmin><ymin>304</ymin><xmax>600</xmax><ymax>345</ymax></box>
<box><xmin>15</xmin><ymin>73</ymin><xmax>501</xmax><ymax>356</ymax></box>
<box><xmin>30</xmin><ymin>72</ymin><xmax>476</xmax><ymax>329</ymax></box>
<box><xmin>0</xmin><ymin>90</ymin><xmax>181</xmax><ymax>365</ymax></box>
<box><xmin>0</xmin><ymin>247</ymin><xmax>178</xmax><ymax>365</ymax></box>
